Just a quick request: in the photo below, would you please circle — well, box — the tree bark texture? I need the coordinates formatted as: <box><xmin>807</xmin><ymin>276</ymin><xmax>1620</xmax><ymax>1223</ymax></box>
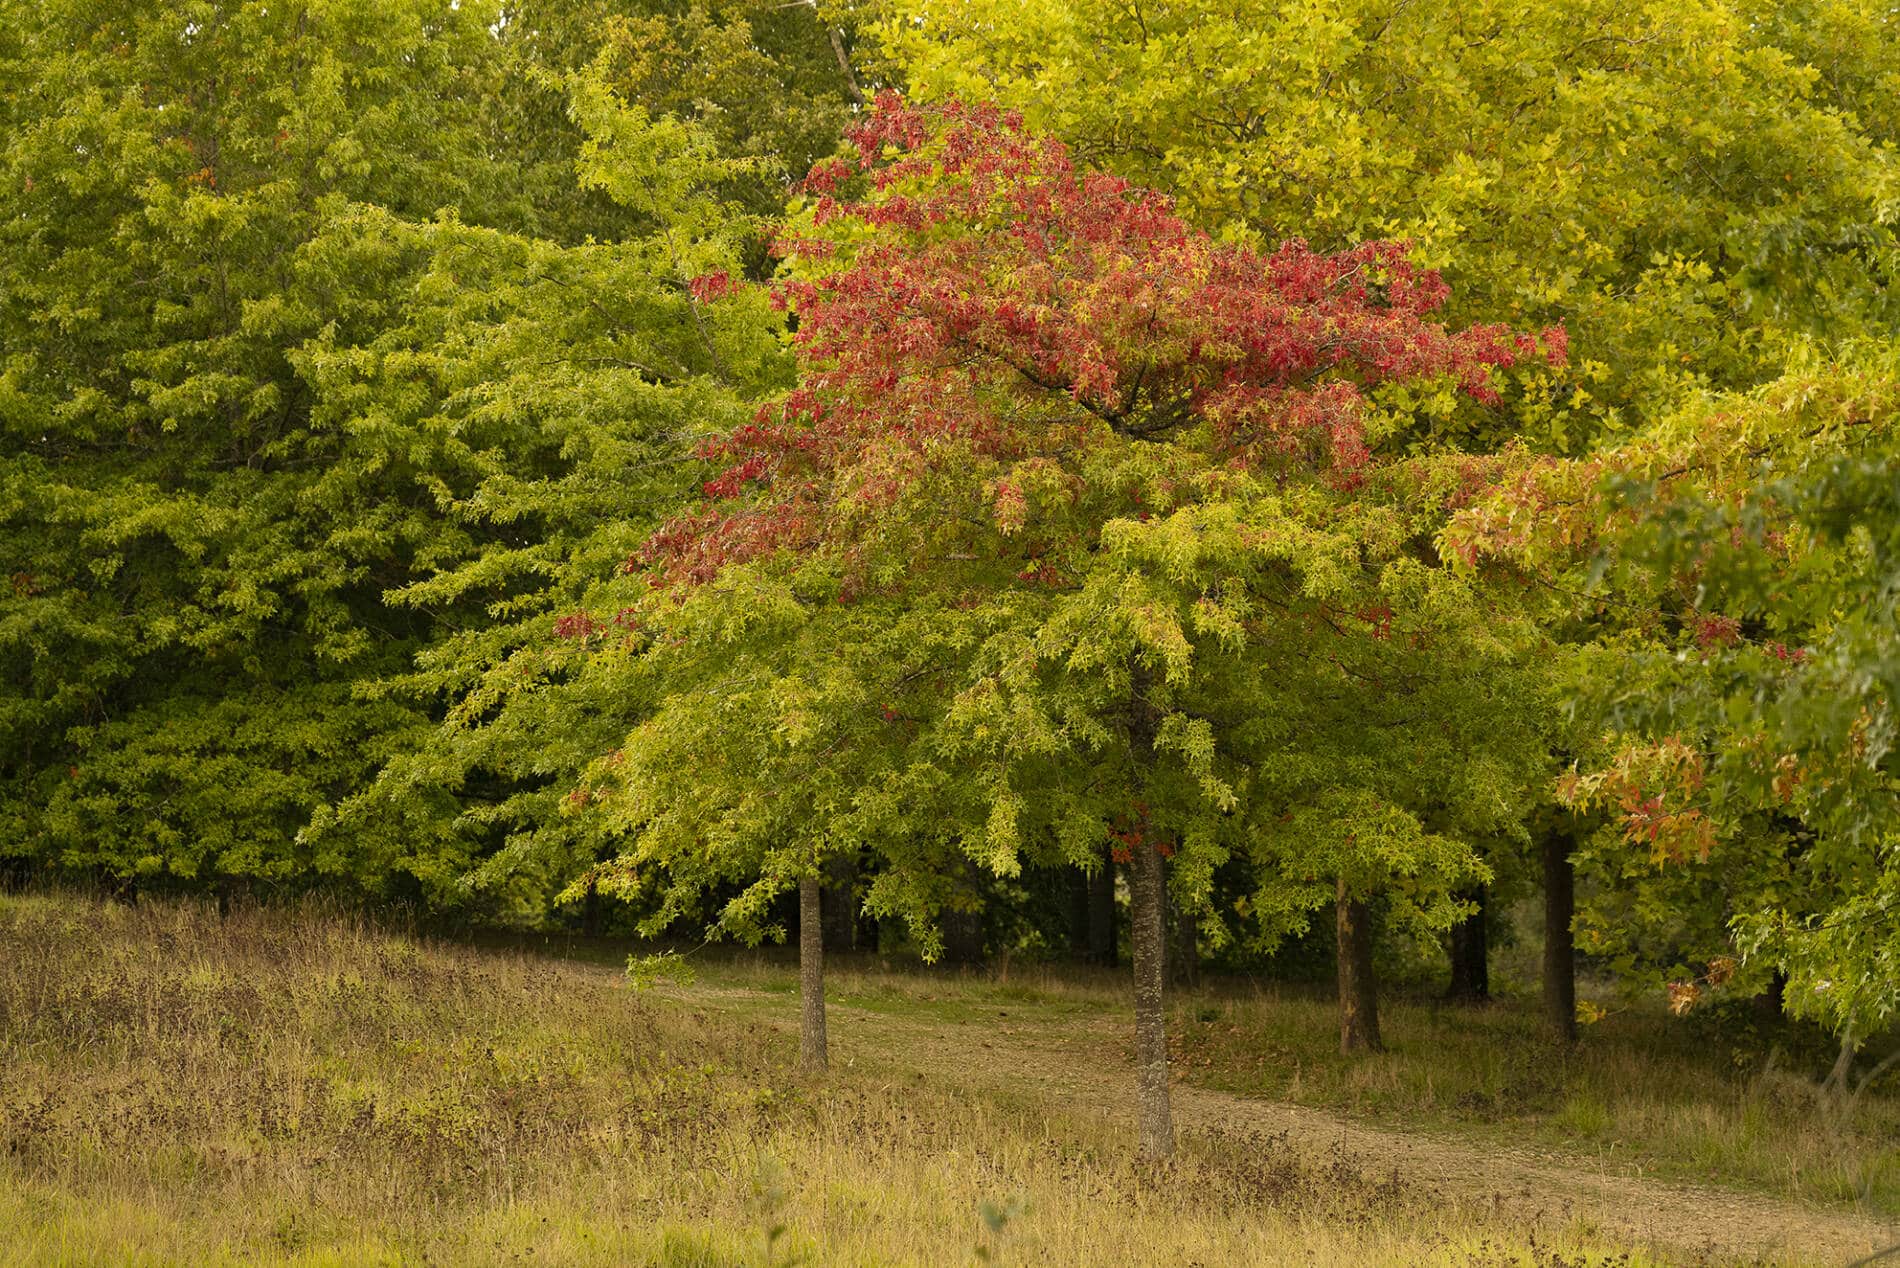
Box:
<box><xmin>799</xmin><ymin>873</ymin><xmax>828</xmax><ymax>1072</ymax></box>
<box><xmin>1127</xmin><ymin>661</ymin><xmax>1173</xmax><ymax>1159</ymax></box>
<box><xmin>1542</xmin><ymin>831</ymin><xmax>1577</xmax><ymax>1045</ymax></box>
<box><xmin>1129</xmin><ymin>834</ymin><xmax>1173</xmax><ymax>1158</ymax></box>
<box><xmin>1336</xmin><ymin>880</ymin><xmax>1383</xmax><ymax>1053</ymax></box>
<box><xmin>1445</xmin><ymin>885</ymin><xmax>1490</xmax><ymax>1002</ymax></box>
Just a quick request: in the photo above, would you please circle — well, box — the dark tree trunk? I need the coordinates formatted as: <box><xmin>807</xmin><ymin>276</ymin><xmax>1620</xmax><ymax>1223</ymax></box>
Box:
<box><xmin>821</xmin><ymin>854</ymin><xmax>857</xmax><ymax>954</ymax></box>
<box><xmin>1129</xmin><ymin>837</ymin><xmax>1173</xmax><ymax>1158</ymax></box>
<box><xmin>941</xmin><ymin>907</ymin><xmax>984</xmax><ymax>964</ymax></box>
<box><xmin>1754</xmin><ymin>970</ymin><xmax>1788</xmax><ymax>1028</ymax></box>
<box><xmin>580</xmin><ymin>875</ymin><xmax>602</xmax><ymax>938</ymax></box>
<box><xmin>1087</xmin><ymin>847</ymin><xmax>1118</xmax><ymax>966</ymax></box>
<box><xmin>799</xmin><ymin>873</ymin><xmax>827</xmax><ymax>1072</ymax></box>
<box><xmin>1542</xmin><ymin>832</ymin><xmax>1577</xmax><ymax>1045</ymax></box>
<box><xmin>1445</xmin><ymin>885</ymin><xmax>1490</xmax><ymax>1002</ymax></box>
<box><xmin>1167</xmin><ymin>884</ymin><xmax>1200</xmax><ymax>990</ymax></box>
<box><xmin>1336</xmin><ymin>880</ymin><xmax>1383</xmax><ymax>1053</ymax></box>
<box><xmin>1068</xmin><ymin>867</ymin><xmax>1091</xmax><ymax>958</ymax></box>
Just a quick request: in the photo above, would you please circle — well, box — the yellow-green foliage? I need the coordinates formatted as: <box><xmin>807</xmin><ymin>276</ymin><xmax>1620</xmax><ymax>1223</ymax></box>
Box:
<box><xmin>881</xmin><ymin>0</ymin><xmax>1899</xmax><ymax>444</ymax></box>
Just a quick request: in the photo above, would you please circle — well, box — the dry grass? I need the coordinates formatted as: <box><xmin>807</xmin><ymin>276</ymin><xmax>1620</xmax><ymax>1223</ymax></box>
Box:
<box><xmin>670</xmin><ymin>950</ymin><xmax>1899</xmax><ymax>1217</ymax></box>
<box><xmin>1165</xmin><ymin>986</ymin><xmax>1900</xmax><ymax>1215</ymax></box>
<box><xmin>0</xmin><ymin>892</ymin><xmax>1677</xmax><ymax>1266</ymax></box>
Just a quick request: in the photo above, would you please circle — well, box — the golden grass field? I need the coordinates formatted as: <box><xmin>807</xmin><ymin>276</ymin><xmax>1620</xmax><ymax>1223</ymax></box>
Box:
<box><xmin>1</xmin><ymin>892</ymin><xmax>1893</xmax><ymax>1266</ymax></box>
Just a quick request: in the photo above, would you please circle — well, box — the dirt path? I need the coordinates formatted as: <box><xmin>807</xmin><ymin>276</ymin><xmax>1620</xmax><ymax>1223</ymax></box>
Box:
<box><xmin>680</xmin><ymin>982</ymin><xmax>1897</xmax><ymax>1267</ymax></box>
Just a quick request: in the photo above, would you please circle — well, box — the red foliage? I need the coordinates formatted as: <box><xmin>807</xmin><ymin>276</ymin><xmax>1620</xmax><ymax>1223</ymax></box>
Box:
<box><xmin>641</xmin><ymin>95</ymin><xmax>1560</xmax><ymax>586</ymax></box>
<box><xmin>688</xmin><ymin>270</ymin><xmax>733</xmax><ymax>304</ymax></box>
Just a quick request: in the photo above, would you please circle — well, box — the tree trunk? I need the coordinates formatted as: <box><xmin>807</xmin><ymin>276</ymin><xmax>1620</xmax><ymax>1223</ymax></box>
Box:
<box><xmin>580</xmin><ymin>875</ymin><xmax>602</xmax><ymax>938</ymax></box>
<box><xmin>1167</xmin><ymin>884</ymin><xmax>1200</xmax><ymax>990</ymax></box>
<box><xmin>1753</xmin><ymin>970</ymin><xmax>1788</xmax><ymax>1028</ymax></box>
<box><xmin>1336</xmin><ymin>880</ymin><xmax>1383</xmax><ymax>1053</ymax></box>
<box><xmin>942</xmin><ymin>906</ymin><xmax>984</xmax><ymax>963</ymax></box>
<box><xmin>1542</xmin><ymin>832</ymin><xmax>1577</xmax><ymax>1045</ymax></box>
<box><xmin>1129</xmin><ymin>837</ymin><xmax>1173</xmax><ymax>1159</ymax></box>
<box><xmin>799</xmin><ymin>873</ymin><xmax>827</xmax><ymax>1072</ymax></box>
<box><xmin>1068</xmin><ymin>867</ymin><xmax>1091</xmax><ymax>958</ymax></box>
<box><xmin>1087</xmin><ymin>847</ymin><xmax>1117</xmax><ymax>965</ymax></box>
<box><xmin>1445</xmin><ymin>885</ymin><xmax>1490</xmax><ymax>1002</ymax></box>
<box><xmin>821</xmin><ymin>854</ymin><xmax>857</xmax><ymax>954</ymax></box>
<box><xmin>1126</xmin><ymin>660</ymin><xmax>1173</xmax><ymax>1159</ymax></box>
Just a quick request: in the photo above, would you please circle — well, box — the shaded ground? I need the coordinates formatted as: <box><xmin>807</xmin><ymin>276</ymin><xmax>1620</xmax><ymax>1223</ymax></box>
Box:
<box><xmin>675</xmin><ymin>977</ymin><xmax>1897</xmax><ymax>1266</ymax></box>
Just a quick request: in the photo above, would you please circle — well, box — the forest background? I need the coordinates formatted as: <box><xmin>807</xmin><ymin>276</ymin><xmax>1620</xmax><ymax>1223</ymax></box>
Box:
<box><xmin>3</xmin><ymin>0</ymin><xmax>1898</xmax><ymax>1126</ymax></box>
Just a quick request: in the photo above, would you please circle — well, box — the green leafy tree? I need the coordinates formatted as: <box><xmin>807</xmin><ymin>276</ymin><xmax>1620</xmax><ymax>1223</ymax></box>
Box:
<box><xmin>879</xmin><ymin>0</ymin><xmax>1898</xmax><ymax>1015</ymax></box>
<box><xmin>0</xmin><ymin>0</ymin><xmax>800</xmax><ymax>907</ymax></box>
<box><xmin>1449</xmin><ymin>344</ymin><xmax>1900</xmax><ymax>1042</ymax></box>
<box><xmin>589</xmin><ymin>98</ymin><xmax>1552</xmax><ymax>1153</ymax></box>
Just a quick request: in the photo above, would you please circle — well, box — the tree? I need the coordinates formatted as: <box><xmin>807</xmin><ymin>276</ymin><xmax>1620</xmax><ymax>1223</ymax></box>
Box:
<box><xmin>1448</xmin><ymin>344</ymin><xmax>1900</xmax><ymax>1043</ymax></box>
<box><xmin>604</xmin><ymin>96</ymin><xmax>1553</xmax><ymax>1153</ymax></box>
<box><xmin>880</xmin><ymin>0</ymin><xmax>1897</xmax><ymax>440</ymax></box>
<box><xmin>0</xmin><ymin>0</ymin><xmax>538</xmax><ymax>899</ymax></box>
<box><xmin>0</xmin><ymin>0</ymin><xmax>836</xmax><ymax>911</ymax></box>
<box><xmin>878</xmin><ymin>0</ymin><xmax>1899</xmax><ymax>1013</ymax></box>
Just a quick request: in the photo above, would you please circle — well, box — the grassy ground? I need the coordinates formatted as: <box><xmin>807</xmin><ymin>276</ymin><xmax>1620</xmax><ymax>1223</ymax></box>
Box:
<box><xmin>1167</xmin><ymin>982</ymin><xmax>1899</xmax><ymax>1213</ymax></box>
<box><xmin>671</xmin><ymin>952</ymin><xmax>1899</xmax><ymax>1215</ymax></box>
<box><xmin>0</xmin><ymin>893</ymin><xmax>1889</xmax><ymax>1265</ymax></box>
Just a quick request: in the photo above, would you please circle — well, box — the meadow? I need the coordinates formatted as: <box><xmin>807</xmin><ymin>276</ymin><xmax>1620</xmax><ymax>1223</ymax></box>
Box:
<box><xmin>2</xmin><ymin>891</ymin><xmax>1893</xmax><ymax>1266</ymax></box>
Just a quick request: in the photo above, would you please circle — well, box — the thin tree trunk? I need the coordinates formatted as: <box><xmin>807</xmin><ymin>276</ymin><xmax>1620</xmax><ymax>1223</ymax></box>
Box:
<box><xmin>1542</xmin><ymin>832</ymin><xmax>1577</xmax><ymax>1045</ymax></box>
<box><xmin>1088</xmin><ymin>847</ymin><xmax>1117</xmax><ymax>965</ymax></box>
<box><xmin>826</xmin><ymin>25</ymin><xmax>864</xmax><ymax>106</ymax></box>
<box><xmin>1336</xmin><ymin>879</ymin><xmax>1383</xmax><ymax>1053</ymax></box>
<box><xmin>1127</xmin><ymin>660</ymin><xmax>1173</xmax><ymax>1160</ymax></box>
<box><xmin>1445</xmin><ymin>885</ymin><xmax>1489</xmax><ymax>1002</ymax></box>
<box><xmin>799</xmin><ymin>873</ymin><xmax>827</xmax><ymax>1072</ymax></box>
<box><xmin>1129</xmin><ymin>835</ymin><xmax>1173</xmax><ymax>1159</ymax></box>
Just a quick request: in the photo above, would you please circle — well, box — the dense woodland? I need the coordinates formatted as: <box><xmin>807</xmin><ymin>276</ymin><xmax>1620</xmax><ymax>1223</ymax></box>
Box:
<box><xmin>3</xmin><ymin>0</ymin><xmax>1898</xmax><ymax>1166</ymax></box>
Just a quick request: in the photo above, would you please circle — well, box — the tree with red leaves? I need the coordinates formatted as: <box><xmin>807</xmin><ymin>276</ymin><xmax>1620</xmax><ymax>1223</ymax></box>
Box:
<box><xmin>595</xmin><ymin>95</ymin><xmax>1558</xmax><ymax>1157</ymax></box>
